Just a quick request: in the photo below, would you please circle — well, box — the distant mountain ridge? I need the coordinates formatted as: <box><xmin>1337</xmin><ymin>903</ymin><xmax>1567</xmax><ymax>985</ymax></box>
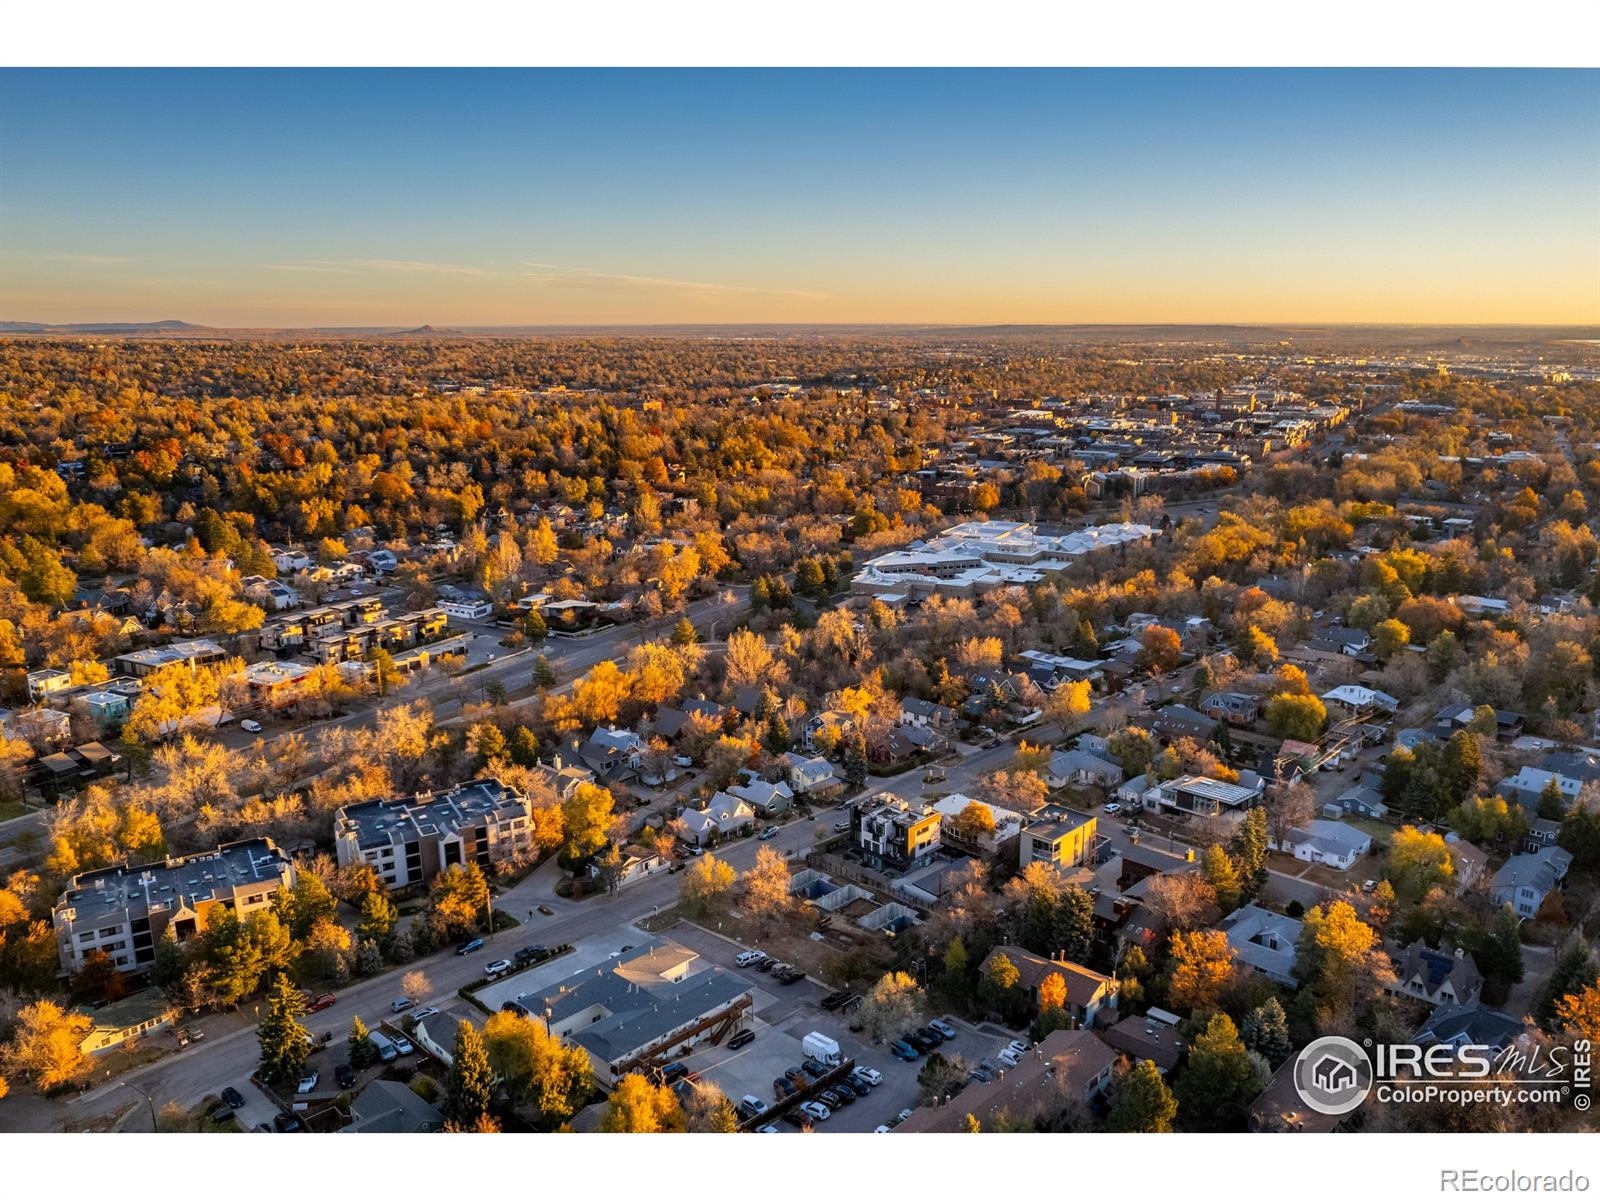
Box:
<box><xmin>0</xmin><ymin>319</ymin><xmax>212</xmax><ymax>334</ymax></box>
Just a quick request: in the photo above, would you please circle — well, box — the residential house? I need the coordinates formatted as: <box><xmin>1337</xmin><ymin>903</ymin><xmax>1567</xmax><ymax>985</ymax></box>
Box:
<box><xmin>75</xmin><ymin>988</ymin><xmax>178</xmax><ymax>1055</ymax></box>
<box><xmin>1321</xmin><ymin>684</ymin><xmax>1400</xmax><ymax>719</ymax></box>
<box><xmin>1097</xmin><ymin>1013</ymin><xmax>1186</xmax><ymax>1074</ymax></box>
<box><xmin>29</xmin><ymin>740</ymin><xmax>122</xmax><ymax>797</ymax></box>
<box><xmin>1415</xmin><ymin>1002</ymin><xmax>1525</xmax><ymax>1054</ymax></box>
<box><xmin>1490</xmin><ymin>846</ymin><xmax>1573</xmax><ymax>918</ymax></box>
<box><xmin>1332</xmin><ymin>781</ymin><xmax>1388</xmax><ymax>821</ymax></box>
<box><xmin>334</xmin><ymin>779</ymin><xmax>532</xmax><ymax>891</ymax></box>
<box><xmin>1269</xmin><ymin>819</ymin><xmax>1372</xmax><ymax>870</ymax></box>
<box><xmin>1147</xmin><ymin>774</ymin><xmax>1258</xmax><ymax>819</ymax></box>
<box><xmin>52</xmin><ymin>838</ymin><xmax>295</xmax><ymax>975</ymax></box>
<box><xmin>851</xmin><ymin>794</ymin><xmax>942</xmax><ymax>871</ymax></box>
<box><xmin>680</xmin><ymin>794</ymin><xmax>755</xmax><ymax>845</ymax></box>
<box><xmin>1043</xmin><ymin>749</ymin><xmax>1123</xmax><ymax>790</ymax></box>
<box><xmin>1150</xmin><ymin>704</ymin><xmax>1219</xmax><ymax>744</ymax></box>
<box><xmin>977</xmin><ymin>946</ymin><xmax>1118</xmax><ymax>1029</ymax></box>
<box><xmin>1387</xmin><ymin>942</ymin><xmax>1483</xmax><ymax>1008</ymax></box>
<box><xmin>342</xmin><ymin>1080</ymin><xmax>444</xmax><ymax>1133</ymax></box>
<box><xmin>1496</xmin><ymin>765</ymin><xmax>1581</xmax><ymax>815</ymax></box>
<box><xmin>779</xmin><ymin>752</ymin><xmax>843</xmax><ymax>798</ymax></box>
<box><xmin>930</xmin><ymin>793</ymin><xmax>1024</xmax><ymax>854</ymax></box>
<box><xmin>726</xmin><ymin>778</ymin><xmax>794</xmax><ymax>817</ymax></box>
<box><xmin>1200</xmin><ymin>691</ymin><xmax>1260</xmax><ymax>726</ymax></box>
<box><xmin>1017</xmin><ymin>810</ymin><xmax>1099</xmax><ymax>873</ymax></box>
<box><xmin>899</xmin><ymin>697</ymin><xmax>958</xmax><ymax>730</ymax></box>
<box><xmin>1249</xmin><ymin>1058</ymin><xmax>1342</xmax><ymax>1132</ymax></box>
<box><xmin>111</xmin><ymin>638</ymin><xmax>227</xmax><ymax>679</ymax></box>
<box><xmin>1217</xmin><ymin>903</ymin><xmax>1303</xmax><ymax>986</ymax></box>
<box><xmin>26</xmin><ymin>667</ymin><xmax>73</xmax><ymax>704</ymax></box>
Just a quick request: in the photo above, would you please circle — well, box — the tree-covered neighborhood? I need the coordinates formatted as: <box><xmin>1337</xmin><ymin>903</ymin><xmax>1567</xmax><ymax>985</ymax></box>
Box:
<box><xmin>0</xmin><ymin>327</ymin><xmax>1594</xmax><ymax>1134</ymax></box>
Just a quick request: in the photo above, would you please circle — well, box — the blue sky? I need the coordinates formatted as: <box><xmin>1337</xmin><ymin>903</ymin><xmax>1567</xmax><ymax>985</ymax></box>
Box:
<box><xmin>1</xmin><ymin>69</ymin><xmax>1596</xmax><ymax>325</ymax></box>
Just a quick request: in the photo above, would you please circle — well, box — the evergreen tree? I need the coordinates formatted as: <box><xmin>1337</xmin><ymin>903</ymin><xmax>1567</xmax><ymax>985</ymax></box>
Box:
<box><xmin>1174</xmin><ymin>1013</ymin><xmax>1267</xmax><ymax>1132</ymax></box>
<box><xmin>443</xmin><ymin>1019</ymin><xmax>495</xmax><ymax>1129</ymax></box>
<box><xmin>1107</xmin><ymin>1058</ymin><xmax>1179</xmax><ymax>1132</ymax></box>
<box><xmin>1050</xmin><ymin>886</ymin><xmax>1095</xmax><ymax>963</ymax></box>
<box><xmin>348</xmin><ymin>1015</ymin><xmax>377</xmax><ymax>1069</ymax></box>
<box><xmin>1239</xmin><ymin>997</ymin><xmax>1292</xmax><ymax>1065</ymax></box>
<box><xmin>1228</xmin><ymin>807</ymin><xmax>1269</xmax><ymax>894</ymax></box>
<box><xmin>473</xmin><ymin>723</ymin><xmax>508</xmax><ymax>769</ymax></box>
<box><xmin>842</xmin><ymin>729</ymin><xmax>868</xmax><ymax>790</ymax></box>
<box><xmin>1468</xmin><ymin>904</ymin><xmax>1526</xmax><ymax>1006</ymax></box>
<box><xmin>1534</xmin><ymin>938</ymin><xmax>1598</xmax><ymax>1029</ymax></box>
<box><xmin>149</xmin><ymin>925</ymin><xmax>186</xmax><ymax>990</ymax></box>
<box><xmin>522</xmin><ymin>609</ymin><xmax>548</xmax><ymax>641</ymax></box>
<box><xmin>763</xmin><ymin>713</ymin><xmax>791</xmax><ymax>755</ymax></box>
<box><xmin>532</xmin><ymin>655</ymin><xmax>556</xmax><ymax>689</ymax></box>
<box><xmin>257</xmin><ymin>973</ymin><xmax>310</xmax><ymax>1085</ymax></box>
<box><xmin>1439</xmin><ymin>731</ymin><xmax>1482</xmax><ymax>807</ymax></box>
<box><xmin>1537</xmin><ymin>777</ymin><xmax>1568</xmax><ymax>821</ymax></box>
<box><xmin>670</xmin><ymin>616</ymin><xmax>698</xmax><ymax>647</ymax></box>
<box><xmin>509</xmin><ymin>725</ymin><xmax>541</xmax><ymax>767</ymax></box>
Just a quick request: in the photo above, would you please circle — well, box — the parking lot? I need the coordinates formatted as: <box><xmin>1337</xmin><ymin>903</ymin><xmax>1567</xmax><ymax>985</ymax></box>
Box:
<box><xmin>666</xmin><ymin>922</ymin><xmax>1019</xmax><ymax>1132</ymax></box>
<box><xmin>472</xmin><ymin>931</ymin><xmax>643</xmax><ymax>1012</ymax></box>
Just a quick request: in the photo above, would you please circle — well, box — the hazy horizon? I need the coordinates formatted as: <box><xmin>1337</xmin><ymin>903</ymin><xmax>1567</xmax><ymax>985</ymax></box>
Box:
<box><xmin>2</xmin><ymin>68</ymin><xmax>1597</xmax><ymax>327</ymax></box>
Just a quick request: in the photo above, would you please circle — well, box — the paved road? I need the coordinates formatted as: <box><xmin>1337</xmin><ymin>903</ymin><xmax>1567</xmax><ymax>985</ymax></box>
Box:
<box><xmin>50</xmin><ymin>798</ymin><xmax>823</xmax><ymax>1132</ymax></box>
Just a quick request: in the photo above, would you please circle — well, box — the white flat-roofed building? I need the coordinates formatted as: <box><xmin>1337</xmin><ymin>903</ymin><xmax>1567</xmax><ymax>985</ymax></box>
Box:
<box><xmin>851</xmin><ymin>520</ymin><xmax>1155</xmax><ymax>598</ymax></box>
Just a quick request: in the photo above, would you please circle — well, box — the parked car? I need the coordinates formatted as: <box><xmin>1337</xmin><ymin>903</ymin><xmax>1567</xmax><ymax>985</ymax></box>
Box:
<box><xmin>817</xmin><ymin>1089</ymin><xmax>844</xmax><ymax>1109</ymax></box>
<box><xmin>295</xmin><ymin>1070</ymin><xmax>319</xmax><ymax>1095</ymax></box>
<box><xmin>728</xmin><ymin>1029</ymin><xmax>756</xmax><ymax>1050</ymax></box>
<box><xmin>852</xmin><ymin>1067</ymin><xmax>883</xmax><ymax>1087</ymax></box>
<box><xmin>537</xmin><ymin>905</ymin><xmax>554</xmax><ymax>916</ymax></box>
<box><xmin>1103</xmin><ymin>802</ymin><xmax>1122</xmax><ymax>816</ymax></box>
<box><xmin>660</xmin><ymin>1063</ymin><xmax>689</xmax><ymax>1084</ymax></box>
<box><xmin>907</xmin><ymin>1031</ymin><xmax>939</xmax><ymax>1053</ymax></box>
<box><xmin>773</xmin><ymin>1076</ymin><xmax>795</xmax><ymax>1099</ymax></box>
<box><xmin>272</xmin><ymin>1112</ymin><xmax>304</xmax><ymax>1132</ymax></box>
<box><xmin>1007</xmin><ymin>1038</ymin><xmax>1031</xmax><ymax>1057</ymax></box>
<box><xmin>393</xmin><ymin>1035</ymin><xmax>415</xmax><ymax>1056</ymax></box>
<box><xmin>888</xmin><ymin>1039</ymin><xmax>920</xmax><ymax>1061</ymax></box>
<box><xmin>755</xmin><ymin>958</ymin><xmax>778</xmax><ymax>973</ymax></box>
<box><xmin>782</xmin><ymin>1109</ymin><xmax>814</xmax><ymax>1130</ymax></box>
<box><xmin>220</xmin><ymin>1086</ymin><xmax>245</xmax><ymax>1108</ymax></box>
<box><xmin>820</xmin><ymin>989</ymin><xmax>853</xmax><ymax>1010</ymax></box>
<box><xmin>484</xmin><ymin>958</ymin><xmax>512</xmax><ymax>978</ymax></box>
<box><xmin>758</xmin><ymin>826</ymin><xmax>779</xmax><ymax>840</ymax></box>
<box><xmin>785</xmin><ymin>1068</ymin><xmax>811</xmax><ymax>1092</ymax></box>
<box><xmin>832</xmin><ymin>1081</ymin><xmax>859</xmax><ymax>1102</ymax></box>
<box><xmin>240</xmin><ymin>719</ymin><xmax>262</xmax><ymax>733</ymax></box>
<box><xmin>456</xmin><ymin>938</ymin><xmax>484</xmax><ymax>955</ymax></box>
<box><xmin>735</xmin><ymin>950</ymin><xmax>766</xmax><ymax>967</ymax></box>
<box><xmin>390</xmin><ymin>997</ymin><xmax>415</xmax><ymax>1013</ymax></box>
<box><xmin>305</xmin><ymin>992</ymin><xmax>337</xmax><ymax>1013</ymax></box>
<box><xmin>335</xmin><ymin>1064</ymin><xmax>356</xmax><ymax>1088</ymax></box>
<box><xmin>799</xmin><ymin>1101</ymin><xmax>831</xmax><ymax>1122</ymax></box>
<box><xmin>800</xmin><ymin>1059</ymin><xmax>829</xmax><ymax>1080</ymax></box>
<box><xmin>411</xmin><ymin>1006</ymin><xmax>439</xmax><ymax>1022</ymax></box>
<box><xmin>929</xmin><ymin>1018</ymin><xmax>958</xmax><ymax>1040</ymax></box>
<box><xmin>998</xmin><ymin>1047</ymin><xmax>1022</xmax><ymax>1067</ymax></box>
<box><xmin>738</xmin><ymin>1095</ymin><xmax>769</xmax><ymax>1118</ymax></box>
<box><xmin>833</xmin><ymin>820</ymin><xmax>851</xmax><ymax>832</ymax></box>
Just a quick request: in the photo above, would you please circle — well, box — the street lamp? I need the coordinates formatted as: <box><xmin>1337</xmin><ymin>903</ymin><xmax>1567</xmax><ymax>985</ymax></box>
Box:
<box><xmin>119</xmin><ymin>1078</ymin><xmax>158</xmax><ymax>1131</ymax></box>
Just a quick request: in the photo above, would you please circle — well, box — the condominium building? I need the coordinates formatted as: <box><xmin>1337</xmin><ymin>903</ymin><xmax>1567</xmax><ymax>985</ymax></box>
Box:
<box><xmin>334</xmin><ymin>778</ymin><xmax>531</xmax><ymax>890</ymax></box>
<box><xmin>52</xmin><ymin>839</ymin><xmax>295</xmax><ymax>975</ymax></box>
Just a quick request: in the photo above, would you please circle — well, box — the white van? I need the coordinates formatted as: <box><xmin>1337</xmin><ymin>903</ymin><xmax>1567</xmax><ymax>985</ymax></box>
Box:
<box><xmin>367</xmin><ymin>1031</ymin><xmax>398</xmax><ymax>1064</ymax></box>
<box><xmin>735</xmin><ymin>950</ymin><xmax>765</xmax><ymax>967</ymax></box>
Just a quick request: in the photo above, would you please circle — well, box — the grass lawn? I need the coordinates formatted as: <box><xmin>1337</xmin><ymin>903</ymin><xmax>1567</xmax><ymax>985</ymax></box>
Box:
<box><xmin>0</xmin><ymin>800</ymin><xmax>30</xmax><ymax>823</ymax></box>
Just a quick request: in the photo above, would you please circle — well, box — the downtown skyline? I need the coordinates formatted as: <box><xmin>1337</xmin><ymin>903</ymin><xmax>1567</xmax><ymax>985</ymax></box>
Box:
<box><xmin>2</xmin><ymin>68</ymin><xmax>1597</xmax><ymax>327</ymax></box>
